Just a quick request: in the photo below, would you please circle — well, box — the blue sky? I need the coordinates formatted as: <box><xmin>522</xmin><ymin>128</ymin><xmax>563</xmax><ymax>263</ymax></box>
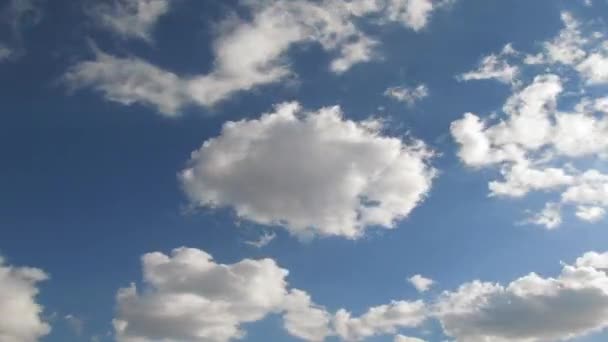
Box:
<box><xmin>2</xmin><ymin>0</ymin><xmax>608</xmax><ymax>342</ymax></box>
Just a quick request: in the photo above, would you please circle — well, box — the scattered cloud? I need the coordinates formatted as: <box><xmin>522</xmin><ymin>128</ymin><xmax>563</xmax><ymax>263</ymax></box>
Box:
<box><xmin>525</xmin><ymin>12</ymin><xmax>587</xmax><ymax>66</ymax></box>
<box><xmin>180</xmin><ymin>102</ymin><xmax>435</xmax><ymax>239</ymax></box>
<box><xmin>0</xmin><ymin>256</ymin><xmax>51</xmax><ymax>342</ymax></box>
<box><xmin>459</xmin><ymin>44</ymin><xmax>520</xmax><ymax>84</ymax></box>
<box><xmin>384</xmin><ymin>84</ymin><xmax>429</xmax><ymax>106</ymax></box>
<box><xmin>435</xmin><ymin>251</ymin><xmax>608</xmax><ymax>342</ymax></box>
<box><xmin>114</xmin><ymin>247</ymin><xmax>428</xmax><ymax>342</ymax></box>
<box><xmin>334</xmin><ymin>300</ymin><xmax>427</xmax><ymax>341</ymax></box>
<box><xmin>114</xmin><ymin>248</ymin><xmax>608</xmax><ymax>342</ymax></box>
<box><xmin>524</xmin><ymin>12</ymin><xmax>608</xmax><ymax>85</ymax></box>
<box><xmin>64</xmin><ymin>48</ymin><xmax>185</xmax><ymax>116</ymax></box>
<box><xmin>87</xmin><ymin>0</ymin><xmax>170</xmax><ymax>42</ymax></box>
<box><xmin>451</xmin><ymin>12</ymin><xmax>608</xmax><ymax>228</ymax></box>
<box><xmin>409</xmin><ymin>274</ymin><xmax>435</xmax><ymax>293</ymax></box>
<box><xmin>528</xmin><ymin>202</ymin><xmax>562</xmax><ymax>229</ymax></box>
<box><xmin>66</xmin><ymin>0</ymin><xmax>451</xmax><ymax>114</ymax></box>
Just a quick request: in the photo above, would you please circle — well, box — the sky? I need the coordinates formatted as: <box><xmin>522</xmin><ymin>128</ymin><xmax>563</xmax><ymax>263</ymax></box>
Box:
<box><xmin>2</xmin><ymin>0</ymin><xmax>608</xmax><ymax>341</ymax></box>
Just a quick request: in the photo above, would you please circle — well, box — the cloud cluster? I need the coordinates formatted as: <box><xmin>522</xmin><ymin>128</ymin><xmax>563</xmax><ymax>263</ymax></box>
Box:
<box><xmin>66</xmin><ymin>0</ymin><xmax>450</xmax><ymax>115</ymax></box>
<box><xmin>451</xmin><ymin>12</ymin><xmax>608</xmax><ymax>228</ymax></box>
<box><xmin>435</xmin><ymin>251</ymin><xmax>608</xmax><ymax>342</ymax></box>
<box><xmin>179</xmin><ymin>102</ymin><xmax>435</xmax><ymax>239</ymax></box>
<box><xmin>114</xmin><ymin>247</ymin><xmax>428</xmax><ymax>342</ymax></box>
<box><xmin>0</xmin><ymin>256</ymin><xmax>50</xmax><ymax>342</ymax></box>
<box><xmin>114</xmin><ymin>247</ymin><xmax>608</xmax><ymax>342</ymax></box>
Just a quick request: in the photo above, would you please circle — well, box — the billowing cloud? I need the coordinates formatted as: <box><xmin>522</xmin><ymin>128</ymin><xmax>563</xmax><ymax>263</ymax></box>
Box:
<box><xmin>409</xmin><ymin>274</ymin><xmax>434</xmax><ymax>293</ymax></box>
<box><xmin>66</xmin><ymin>0</ymin><xmax>450</xmax><ymax>115</ymax></box>
<box><xmin>114</xmin><ymin>247</ymin><xmax>428</xmax><ymax>342</ymax></box>
<box><xmin>384</xmin><ymin>84</ymin><xmax>429</xmax><ymax>106</ymax></box>
<box><xmin>435</xmin><ymin>251</ymin><xmax>608</xmax><ymax>342</ymax></box>
<box><xmin>113</xmin><ymin>247</ymin><xmax>292</xmax><ymax>342</ymax></box>
<box><xmin>450</xmin><ymin>12</ymin><xmax>608</xmax><ymax>228</ymax></box>
<box><xmin>87</xmin><ymin>0</ymin><xmax>170</xmax><ymax>41</ymax></box>
<box><xmin>179</xmin><ymin>102</ymin><xmax>435</xmax><ymax>239</ymax></box>
<box><xmin>0</xmin><ymin>256</ymin><xmax>51</xmax><ymax>342</ymax></box>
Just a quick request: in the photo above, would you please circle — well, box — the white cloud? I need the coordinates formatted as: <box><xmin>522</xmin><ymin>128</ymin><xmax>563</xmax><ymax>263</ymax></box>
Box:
<box><xmin>113</xmin><ymin>247</ymin><xmax>292</xmax><ymax>342</ymax></box>
<box><xmin>409</xmin><ymin>274</ymin><xmax>434</xmax><ymax>293</ymax></box>
<box><xmin>0</xmin><ymin>256</ymin><xmax>51</xmax><ymax>342</ymax></box>
<box><xmin>64</xmin><ymin>49</ymin><xmax>185</xmax><ymax>116</ymax></box>
<box><xmin>394</xmin><ymin>335</ymin><xmax>426</xmax><ymax>342</ymax></box>
<box><xmin>577</xmin><ymin>52</ymin><xmax>608</xmax><ymax>84</ymax></box>
<box><xmin>244</xmin><ymin>231</ymin><xmax>276</xmax><ymax>248</ymax></box>
<box><xmin>576</xmin><ymin>251</ymin><xmax>608</xmax><ymax>269</ymax></box>
<box><xmin>282</xmin><ymin>289</ymin><xmax>332</xmax><ymax>341</ymax></box>
<box><xmin>561</xmin><ymin>170</ymin><xmax>608</xmax><ymax>207</ymax></box>
<box><xmin>114</xmin><ymin>247</ymin><xmax>431</xmax><ymax>342</ymax></box>
<box><xmin>88</xmin><ymin>0</ymin><xmax>170</xmax><ymax>42</ymax></box>
<box><xmin>334</xmin><ymin>300</ymin><xmax>427</xmax><ymax>341</ymax></box>
<box><xmin>384</xmin><ymin>84</ymin><xmax>429</xmax><ymax>106</ymax></box>
<box><xmin>330</xmin><ymin>35</ymin><xmax>378</xmax><ymax>74</ymax></box>
<box><xmin>528</xmin><ymin>202</ymin><xmax>562</xmax><ymax>229</ymax></box>
<box><xmin>525</xmin><ymin>12</ymin><xmax>587</xmax><ymax>66</ymax></box>
<box><xmin>459</xmin><ymin>44</ymin><xmax>519</xmax><ymax>84</ymax></box>
<box><xmin>67</xmin><ymin>0</ymin><xmax>450</xmax><ymax>114</ymax></box>
<box><xmin>435</xmin><ymin>251</ymin><xmax>608</xmax><ymax>342</ymax></box>
<box><xmin>386</xmin><ymin>0</ymin><xmax>434</xmax><ymax>31</ymax></box>
<box><xmin>179</xmin><ymin>102</ymin><xmax>435</xmax><ymax>239</ymax></box>
<box><xmin>524</xmin><ymin>11</ymin><xmax>608</xmax><ymax>86</ymax></box>
<box><xmin>488</xmin><ymin>162</ymin><xmax>573</xmax><ymax>198</ymax></box>
<box><xmin>576</xmin><ymin>206</ymin><xmax>606</xmax><ymax>222</ymax></box>
<box><xmin>451</xmin><ymin>26</ymin><xmax>608</xmax><ymax>228</ymax></box>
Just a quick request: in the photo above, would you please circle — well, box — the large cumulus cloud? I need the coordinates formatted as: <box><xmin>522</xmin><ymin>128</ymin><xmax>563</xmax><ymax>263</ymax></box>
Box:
<box><xmin>179</xmin><ymin>102</ymin><xmax>435</xmax><ymax>238</ymax></box>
